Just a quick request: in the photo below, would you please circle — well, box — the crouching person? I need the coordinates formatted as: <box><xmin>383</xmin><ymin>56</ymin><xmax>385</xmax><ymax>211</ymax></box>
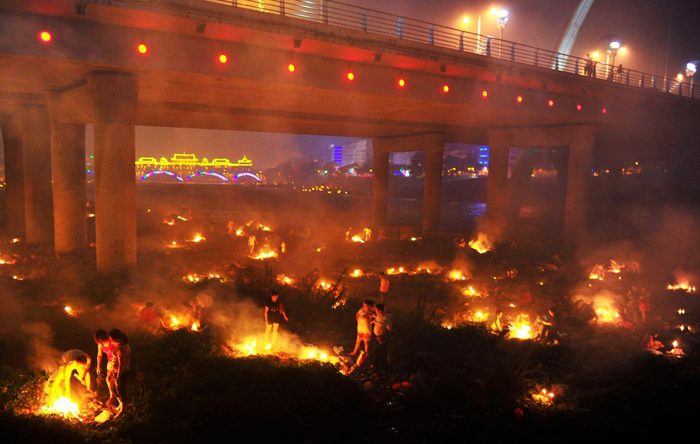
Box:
<box><xmin>50</xmin><ymin>349</ymin><xmax>92</xmax><ymax>402</ymax></box>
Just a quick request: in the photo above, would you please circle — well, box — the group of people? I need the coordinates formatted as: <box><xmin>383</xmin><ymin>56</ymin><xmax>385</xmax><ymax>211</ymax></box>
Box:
<box><xmin>48</xmin><ymin>328</ymin><xmax>131</xmax><ymax>412</ymax></box>
<box><xmin>351</xmin><ymin>300</ymin><xmax>393</xmax><ymax>371</ymax></box>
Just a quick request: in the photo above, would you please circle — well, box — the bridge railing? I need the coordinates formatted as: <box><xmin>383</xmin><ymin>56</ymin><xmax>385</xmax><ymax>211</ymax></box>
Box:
<box><xmin>204</xmin><ymin>0</ymin><xmax>698</xmax><ymax>100</ymax></box>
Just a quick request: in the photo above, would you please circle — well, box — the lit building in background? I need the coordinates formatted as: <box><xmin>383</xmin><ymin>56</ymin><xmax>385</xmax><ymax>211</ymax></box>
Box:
<box><xmin>135</xmin><ymin>153</ymin><xmax>264</xmax><ymax>183</ymax></box>
<box><xmin>391</xmin><ymin>152</ymin><xmax>412</xmax><ymax>165</ymax></box>
<box><xmin>329</xmin><ymin>144</ymin><xmax>343</xmax><ymax>164</ymax></box>
<box><xmin>342</xmin><ymin>140</ymin><xmax>368</xmax><ymax>166</ymax></box>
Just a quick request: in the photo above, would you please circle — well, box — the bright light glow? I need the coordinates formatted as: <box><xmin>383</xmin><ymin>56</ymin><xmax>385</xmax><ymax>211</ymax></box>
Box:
<box><xmin>592</xmin><ymin>51</ymin><xmax>600</xmax><ymax>59</ymax></box>
<box><xmin>39</xmin><ymin>31</ymin><xmax>52</xmax><ymax>43</ymax></box>
<box><xmin>185</xmin><ymin>171</ymin><xmax>229</xmax><ymax>182</ymax></box>
<box><xmin>218</xmin><ymin>54</ymin><xmax>228</xmax><ymax>64</ymax></box>
<box><xmin>517</xmin><ymin>95</ymin><xmax>523</xmax><ymax>103</ymax></box>
<box><xmin>490</xmin><ymin>8</ymin><xmax>498</xmax><ymax>16</ymax></box>
<box><xmin>677</xmin><ymin>73</ymin><xmax>684</xmax><ymax>81</ymax></box>
<box><xmin>347</xmin><ymin>72</ymin><xmax>355</xmax><ymax>81</ymax></box>
<box><xmin>463</xmin><ymin>16</ymin><xmax>470</xmax><ymax>25</ymax></box>
<box><xmin>141</xmin><ymin>171</ymin><xmax>184</xmax><ymax>182</ymax></box>
<box><xmin>610</xmin><ymin>40</ymin><xmax>621</xmax><ymax>49</ymax></box>
<box><xmin>548</xmin><ymin>99</ymin><xmax>554</xmax><ymax>107</ymax></box>
<box><xmin>398</xmin><ymin>78</ymin><xmax>406</xmax><ymax>87</ymax></box>
<box><xmin>620</xmin><ymin>47</ymin><xmax>628</xmax><ymax>55</ymax></box>
<box><xmin>687</xmin><ymin>62</ymin><xmax>697</xmax><ymax>74</ymax></box>
<box><xmin>576</xmin><ymin>104</ymin><xmax>582</xmax><ymax>111</ymax></box>
<box><xmin>482</xmin><ymin>90</ymin><xmax>488</xmax><ymax>98</ymax></box>
<box><xmin>287</xmin><ymin>63</ymin><xmax>296</xmax><ymax>73</ymax></box>
<box><xmin>234</xmin><ymin>172</ymin><xmax>262</xmax><ymax>182</ymax></box>
<box><xmin>602</xmin><ymin>107</ymin><xmax>607</xmax><ymax>114</ymax></box>
<box><xmin>498</xmin><ymin>9</ymin><xmax>509</xmax><ymax>18</ymax></box>
<box><xmin>443</xmin><ymin>85</ymin><xmax>450</xmax><ymax>93</ymax></box>
<box><xmin>138</xmin><ymin>44</ymin><xmax>148</xmax><ymax>54</ymax></box>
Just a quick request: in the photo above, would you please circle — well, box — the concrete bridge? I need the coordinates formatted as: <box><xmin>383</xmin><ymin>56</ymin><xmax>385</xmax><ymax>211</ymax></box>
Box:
<box><xmin>1</xmin><ymin>0</ymin><xmax>699</xmax><ymax>273</ymax></box>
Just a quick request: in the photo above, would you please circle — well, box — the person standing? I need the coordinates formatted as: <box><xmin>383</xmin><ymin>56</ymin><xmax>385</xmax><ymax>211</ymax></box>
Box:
<box><xmin>95</xmin><ymin>329</ymin><xmax>120</xmax><ymax>406</ymax></box>
<box><xmin>371</xmin><ymin>304</ymin><xmax>392</xmax><ymax>371</ymax></box>
<box><xmin>350</xmin><ymin>300</ymin><xmax>375</xmax><ymax>356</ymax></box>
<box><xmin>264</xmin><ymin>290</ymin><xmax>288</xmax><ymax>347</ymax></box>
<box><xmin>248</xmin><ymin>234</ymin><xmax>257</xmax><ymax>255</ymax></box>
<box><xmin>379</xmin><ymin>272</ymin><xmax>390</xmax><ymax>304</ymax></box>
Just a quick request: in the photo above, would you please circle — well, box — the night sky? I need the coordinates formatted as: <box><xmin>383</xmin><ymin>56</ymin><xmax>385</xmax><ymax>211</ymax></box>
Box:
<box><xmin>98</xmin><ymin>0</ymin><xmax>700</xmax><ymax>168</ymax></box>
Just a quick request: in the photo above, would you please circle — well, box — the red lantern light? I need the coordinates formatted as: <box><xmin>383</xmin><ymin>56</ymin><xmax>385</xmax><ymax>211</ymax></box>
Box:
<box><xmin>517</xmin><ymin>96</ymin><xmax>523</xmax><ymax>103</ymax></box>
<box><xmin>398</xmin><ymin>78</ymin><xmax>406</xmax><ymax>87</ymax></box>
<box><xmin>137</xmin><ymin>44</ymin><xmax>148</xmax><ymax>54</ymax></box>
<box><xmin>602</xmin><ymin>108</ymin><xmax>607</xmax><ymax>114</ymax></box>
<box><xmin>347</xmin><ymin>72</ymin><xmax>355</xmax><ymax>81</ymax></box>
<box><xmin>576</xmin><ymin>104</ymin><xmax>582</xmax><ymax>111</ymax></box>
<box><xmin>287</xmin><ymin>63</ymin><xmax>296</xmax><ymax>73</ymax></box>
<box><xmin>218</xmin><ymin>54</ymin><xmax>228</xmax><ymax>64</ymax></box>
<box><xmin>39</xmin><ymin>31</ymin><xmax>52</xmax><ymax>43</ymax></box>
<box><xmin>548</xmin><ymin>99</ymin><xmax>554</xmax><ymax>107</ymax></box>
<box><xmin>443</xmin><ymin>85</ymin><xmax>450</xmax><ymax>93</ymax></box>
<box><xmin>482</xmin><ymin>90</ymin><xmax>488</xmax><ymax>98</ymax></box>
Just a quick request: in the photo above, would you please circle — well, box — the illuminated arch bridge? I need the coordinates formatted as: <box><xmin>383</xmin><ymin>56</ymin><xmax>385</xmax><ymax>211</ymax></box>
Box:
<box><xmin>140</xmin><ymin>171</ymin><xmax>262</xmax><ymax>182</ymax></box>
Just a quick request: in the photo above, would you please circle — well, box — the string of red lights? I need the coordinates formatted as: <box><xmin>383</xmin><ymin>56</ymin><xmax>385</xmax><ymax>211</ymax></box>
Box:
<box><xmin>35</xmin><ymin>29</ymin><xmax>608</xmax><ymax>115</ymax></box>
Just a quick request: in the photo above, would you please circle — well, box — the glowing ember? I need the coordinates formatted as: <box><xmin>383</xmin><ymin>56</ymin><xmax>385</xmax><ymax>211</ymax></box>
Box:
<box><xmin>678</xmin><ymin>308</ymin><xmax>685</xmax><ymax>315</ymax></box>
<box><xmin>41</xmin><ymin>396</ymin><xmax>82</xmax><ymax>421</ymax></box>
<box><xmin>192</xmin><ymin>323</ymin><xmax>199</xmax><ymax>332</ymax></box>
<box><xmin>595</xmin><ymin>308</ymin><xmax>620</xmax><ymax>323</ymax></box>
<box><xmin>64</xmin><ymin>306</ymin><xmax>76</xmax><ymax>317</ymax></box>
<box><xmin>507</xmin><ymin>314</ymin><xmax>533</xmax><ymax>340</ymax></box>
<box><xmin>163</xmin><ymin>219</ymin><xmax>175</xmax><ymax>226</ymax></box>
<box><xmin>386</xmin><ymin>267</ymin><xmax>406</xmax><ymax>275</ymax></box>
<box><xmin>351</xmin><ymin>269</ymin><xmax>363</xmax><ymax>277</ymax></box>
<box><xmin>235</xmin><ymin>229</ymin><xmax>244</xmax><ymax>236</ymax></box>
<box><xmin>189</xmin><ymin>233</ymin><xmax>206</xmax><ymax>243</ymax></box>
<box><xmin>672</xmin><ymin>340</ymin><xmax>679</xmax><ymax>348</ymax></box>
<box><xmin>170</xmin><ymin>317</ymin><xmax>179</xmax><ymax>328</ymax></box>
<box><xmin>448</xmin><ymin>270</ymin><xmax>467</xmax><ymax>281</ymax></box>
<box><xmin>463</xmin><ymin>286</ymin><xmax>480</xmax><ymax>297</ymax></box>
<box><xmin>589</xmin><ymin>264</ymin><xmax>605</xmax><ymax>281</ymax></box>
<box><xmin>350</xmin><ymin>235</ymin><xmax>365</xmax><ymax>243</ymax></box>
<box><xmin>276</xmin><ymin>275</ymin><xmax>294</xmax><ymax>286</ymax></box>
<box><xmin>318</xmin><ymin>280</ymin><xmax>332</xmax><ymax>291</ymax></box>
<box><xmin>11</xmin><ymin>238</ymin><xmax>20</xmax><ymax>243</ymax></box>
<box><xmin>667</xmin><ymin>282</ymin><xmax>697</xmax><ymax>293</ymax></box>
<box><xmin>468</xmin><ymin>232</ymin><xmax>494</xmax><ymax>254</ymax></box>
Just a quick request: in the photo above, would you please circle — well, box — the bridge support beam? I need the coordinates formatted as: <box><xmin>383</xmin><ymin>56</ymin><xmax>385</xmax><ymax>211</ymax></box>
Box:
<box><xmin>485</xmin><ymin>130</ymin><xmax>509</xmax><ymax>236</ymax></box>
<box><xmin>48</xmin><ymin>95</ymin><xmax>87</xmax><ymax>256</ymax></box>
<box><xmin>371</xmin><ymin>147</ymin><xmax>389</xmax><ymax>226</ymax></box>
<box><xmin>487</xmin><ymin>126</ymin><xmax>596</xmax><ymax>248</ymax></box>
<box><xmin>18</xmin><ymin>104</ymin><xmax>54</xmax><ymax>244</ymax></box>
<box><xmin>563</xmin><ymin>127</ymin><xmax>595</xmax><ymax>248</ymax></box>
<box><xmin>88</xmin><ymin>72</ymin><xmax>139</xmax><ymax>274</ymax></box>
<box><xmin>422</xmin><ymin>134</ymin><xmax>444</xmax><ymax>232</ymax></box>
<box><xmin>0</xmin><ymin>117</ymin><xmax>26</xmax><ymax>238</ymax></box>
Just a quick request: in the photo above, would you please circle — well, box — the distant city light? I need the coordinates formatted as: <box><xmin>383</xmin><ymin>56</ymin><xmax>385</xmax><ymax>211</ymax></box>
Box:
<box><xmin>482</xmin><ymin>90</ymin><xmax>488</xmax><ymax>98</ymax></box>
<box><xmin>548</xmin><ymin>99</ymin><xmax>554</xmax><ymax>107</ymax></box>
<box><xmin>517</xmin><ymin>95</ymin><xmax>523</xmax><ymax>103</ymax></box>
<box><xmin>287</xmin><ymin>63</ymin><xmax>296</xmax><ymax>73</ymax></box>
<box><xmin>498</xmin><ymin>9</ymin><xmax>509</xmax><ymax>19</ymax></box>
<box><xmin>443</xmin><ymin>85</ymin><xmax>450</xmax><ymax>93</ymax></box>
<box><xmin>576</xmin><ymin>104</ymin><xmax>582</xmax><ymax>111</ymax></box>
<box><xmin>137</xmin><ymin>43</ymin><xmax>148</xmax><ymax>54</ymax></box>
<box><xmin>218</xmin><ymin>54</ymin><xmax>228</xmax><ymax>64</ymax></box>
<box><xmin>610</xmin><ymin>41</ymin><xmax>621</xmax><ymax>49</ymax></box>
<box><xmin>687</xmin><ymin>62</ymin><xmax>697</xmax><ymax>74</ymax></box>
<box><xmin>39</xmin><ymin>31</ymin><xmax>52</xmax><ymax>43</ymax></box>
<box><xmin>347</xmin><ymin>72</ymin><xmax>355</xmax><ymax>81</ymax></box>
<box><xmin>398</xmin><ymin>78</ymin><xmax>406</xmax><ymax>87</ymax></box>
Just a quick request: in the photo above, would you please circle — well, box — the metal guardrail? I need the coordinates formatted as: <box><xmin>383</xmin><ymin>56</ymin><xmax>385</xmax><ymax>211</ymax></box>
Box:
<box><xmin>202</xmin><ymin>0</ymin><xmax>698</xmax><ymax>100</ymax></box>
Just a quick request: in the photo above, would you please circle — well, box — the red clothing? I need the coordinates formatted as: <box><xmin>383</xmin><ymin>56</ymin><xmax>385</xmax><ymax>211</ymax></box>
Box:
<box><xmin>139</xmin><ymin>306</ymin><xmax>155</xmax><ymax>322</ymax></box>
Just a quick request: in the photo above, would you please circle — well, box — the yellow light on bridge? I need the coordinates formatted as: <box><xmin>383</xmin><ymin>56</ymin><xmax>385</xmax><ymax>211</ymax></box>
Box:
<box><xmin>347</xmin><ymin>72</ymin><xmax>355</xmax><ymax>81</ymax></box>
<box><xmin>463</xmin><ymin>16</ymin><xmax>471</xmax><ymax>25</ymax></box>
<box><xmin>443</xmin><ymin>85</ymin><xmax>450</xmax><ymax>93</ymax></box>
<box><xmin>677</xmin><ymin>73</ymin><xmax>684</xmax><ymax>82</ymax></box>
<box><xmin>137</xmin><ymin>43</ymin><xmax>148</xmax><ymax>54</ymax></box>
<box><xmin>490</xmin><ymin>8</ymin><xmax>498</xmax><ymax>16</ymax></box>
<box><xmin>592</xmin><ymin>51</ymin><xmax>599</xmax><ymax>59</ymax></box>
<box><xmin>620</xmin><ymin>47</ymin><xmax>627</xmax><ymax>55</ymax></box>
<box><xmin>218</xmin><ymin>54</ymin><xmax>228</xmax><ymax>64</ymax></box>
<box><xmin>398</xmin><ymin>78</ymin><xmax>406</xmax><ymax>87</ymax></box>
<box><xmin>287</xmin><ymin>63</ymin><xmax>296</xmax><ymax>73</ymax></box>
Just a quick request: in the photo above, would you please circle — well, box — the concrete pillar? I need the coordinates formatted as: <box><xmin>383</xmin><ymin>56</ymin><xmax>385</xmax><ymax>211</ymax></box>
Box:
<box><xmin>18</xmin><ymin>104</ymin><xmax>53</xmax><ymax>244</ymax></box>
<box><xmin>422</xmin><ymin>137</ymin><xmax>444</xmax><ymax>232</ymax></box>
<box><xmin>506</xmin><ymin>149</ymin><xmax>537</xmax><ymax>224</ymax></box>
<box><xmin>485</xmin><ymin>131</ymin><xmax>509</xmax><ymax>234</ymax></box>
<box><xmin>87</xmin><ymin>72</ymin><xmax>139</xmax><ymax>274</ymax></box>
<box><xmin>48</xmin><ymin>95</ymin><xmax>87</xmax><ymax>255</ymax></box>
<box><xmin>372</xmin><ymin>144</ymin><xmax>390</xmax><ymax>226</ymax></box>
<box><xmin>0</xmin><ymin>117</ymin><xmax>26</xmax><ymax>238</ymax></box>
<box><xmin>563</xmin><ymin>127</ymin><xmax>595</xmax><ymax>248</ymax></box>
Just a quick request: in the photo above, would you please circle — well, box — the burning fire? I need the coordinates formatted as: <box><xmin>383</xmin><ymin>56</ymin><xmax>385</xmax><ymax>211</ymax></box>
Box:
<box><xmin>448</xmin><ymin>270</ymin><xmax>467</xmax><ymax>281</ymax></box>
<box><xmin>41</xmin><ymin>396</ymin><xmax>82</xmax><ymax>421</ymax></box>
<box><xmin>468</xmin><ymin>233</ymin><xmax>494</xmax><ymax>254</ymax></box>
<box><xmin>507</xmin><ymin>314</ymin><xmax>534</xmax><ymax>340</ymax></box>
<box><xmin>192</xmin><ymin>323</ymin><xmax>199</xmax><ymax>332</ymax></box>
<box><xmin>163</xmin><ymin>218</ymin><xmax>175</xmax><ymax>226</ymax></box>
<box><xmin>11</xmin><ymin>238</ymin><xmax>20</xmax><ymax>243</ymax></box>
<box><xmin>277</xmin><ymin>275</ymin><xmax>294</xmax><ymax>286</ymax></box>
<box><xmin>235</xmin><ymin>228</ymin><xmax>245</xmax><ymax>236</ymax></box>
<box><xmin>170</xmin><ymin>317</ymin><xmax>180</xmax><ymax>328</ymax></box>
<box><xmin>667</xmin><ymin>282</ymin><xmax>697</xmax><ymax>293</ymax></box>
<box><xmin>532</xmin><ymin>388</ymin><xmax>555</xmax><ymax>405</ymax></box>
<box><xmin>386</xmin><ymin>267</ymin><xmax>406</xmax><ymax>275</ymax></box>
<box><xmin>595</xmin><ymin>308</ymin><xmax>620</xmax><ymax>323</ymax></box>
<box><xmin>318</xmin><ymin>280</ymin><xmax>333</xmax><ymax>291</ymax></box>
<box><xmin>253</xmin><ymin>250</ymin><xmax>278</xmax><ymax>260</ymax></box>
<box><xmin>351</xmin><ymin>269</ymin><xmax>363</xmax><ymax>278</ymax></box>
<box><xmin>463</xmin><ymin>286</ymin><xmax>480</xmax><ymax>297</ymax></box>
<box><xmin>350</xmin><ymin>235</ymin><xmax>365</xmax><ymax>243</ymax></box>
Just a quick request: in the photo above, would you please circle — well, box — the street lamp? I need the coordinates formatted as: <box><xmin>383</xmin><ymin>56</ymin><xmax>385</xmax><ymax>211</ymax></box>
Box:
<box><xmin>686</xmin><ymin>62</ymin><xmax>697</xmax><ymax>86</ymax></box>
<box><xmin>496</xmin><ymin>9</ymin><xmax>509</xmax><ymax>57</ymax></box>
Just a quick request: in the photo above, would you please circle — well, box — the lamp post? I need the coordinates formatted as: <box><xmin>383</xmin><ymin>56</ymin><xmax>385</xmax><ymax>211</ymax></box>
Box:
<box><xmin>686</xmin><ymin>62</ymin><xmax>697</xmax><ymax>97</ymax></box>
<box><xmin>496</xmin><ymin>9</ymin><xmax>509</xmax><ymax>58</ymax></box>
<box><xmin>462</xmin><ymin>16</ymin><xmax>484</xmax><ymax>53</ymax></box>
